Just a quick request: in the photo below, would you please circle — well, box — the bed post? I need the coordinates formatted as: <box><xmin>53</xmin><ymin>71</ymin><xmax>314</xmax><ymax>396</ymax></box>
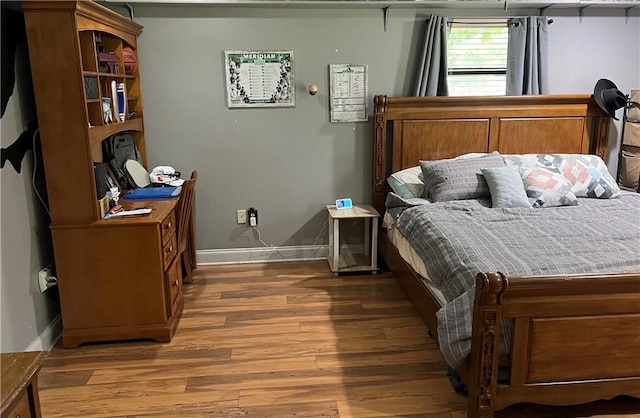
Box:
<box><xmin>373</xmin><ymin>95</ymin><xmax>388</xmax><ymax>214</ymax></box>
<box><xmin>466</xmin><ymin>272</ymin><xmax>508</xmax><ymax>418</ymax></box>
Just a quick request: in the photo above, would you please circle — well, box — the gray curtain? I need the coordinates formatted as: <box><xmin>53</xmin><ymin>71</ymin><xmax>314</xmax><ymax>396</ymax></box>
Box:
<box><xmin>506</xmin><ymin>17</ymin><xmax>550</xmax><ymax>95</ymax></box>
<box><xmin>414</xmin><ymin>15</ymin><xmax>450</xmax><ymax>96</ymax></box>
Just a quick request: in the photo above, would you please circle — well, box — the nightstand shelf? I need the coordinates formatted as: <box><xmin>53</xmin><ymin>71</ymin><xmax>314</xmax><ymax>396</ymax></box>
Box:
<box><xmin>326</xmin><ymin>203</ymin><xmax>379</xmax><ymax>275</ymax></box>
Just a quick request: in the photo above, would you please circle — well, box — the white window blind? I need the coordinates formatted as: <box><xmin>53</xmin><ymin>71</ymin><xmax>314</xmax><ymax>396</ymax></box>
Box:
<box><xmin>447</xmin><ymin>21</ymin><xmax>508</xmax><ymax>96</ymax></box>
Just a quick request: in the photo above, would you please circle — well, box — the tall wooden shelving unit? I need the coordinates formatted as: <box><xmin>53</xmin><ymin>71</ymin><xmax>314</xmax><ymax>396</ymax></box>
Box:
<box><xmin>619</xmin><ymin>95</ymin><xmax>640</xmax><ymax>192</ymax></box>
<box><xmin>22</xmin><ymin>1</ymin><xmax>184</xmax><ymax>348</ymax></box>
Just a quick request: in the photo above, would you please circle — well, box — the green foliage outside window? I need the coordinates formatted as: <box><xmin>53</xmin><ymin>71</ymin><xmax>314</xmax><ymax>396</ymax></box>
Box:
<box><xmin>448</xmin><ymin>26</ymin><xmax>508</xmax><ymax>96</ymax></box>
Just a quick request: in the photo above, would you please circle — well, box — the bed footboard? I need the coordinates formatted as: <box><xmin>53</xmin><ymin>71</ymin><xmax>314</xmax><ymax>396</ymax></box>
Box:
<box><xmin>465</xmin><ymin>272</ymin><xmax>640</xmax><ymax>418</ymax></box>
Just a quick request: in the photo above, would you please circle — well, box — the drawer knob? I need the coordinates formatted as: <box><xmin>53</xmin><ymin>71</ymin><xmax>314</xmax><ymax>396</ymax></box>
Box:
<box><xmin>174</xmin><ymin>279</ymin><xmax>179</xmax><ymax>286</ymax></box>
<box><xmin>167</xmin><ymin>222</ymin><xmax>172</xmax><ymax>229</ymax></box>
<box><xmin>169</xmin><ymin>245</ymin><xmax>173</xmax><ymax>252</ymax></box>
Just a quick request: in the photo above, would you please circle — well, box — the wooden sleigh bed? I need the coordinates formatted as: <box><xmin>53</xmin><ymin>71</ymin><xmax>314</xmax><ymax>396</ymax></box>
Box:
<box><xmin>371</xmin><ymin>94</ymin><xmax>640</xmax><ymax>418</ymax></box>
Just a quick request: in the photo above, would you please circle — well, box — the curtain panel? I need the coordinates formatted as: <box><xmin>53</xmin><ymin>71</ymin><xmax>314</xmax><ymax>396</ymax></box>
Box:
<box><xmin>414</xmin><ymin>15</ymin><xmax>450</xmax><ymax>97</ymax></box>
<box><xmin>506</xmin><ymin>16</ymin><xmax>550</xmax><ymax>95</ymax></box>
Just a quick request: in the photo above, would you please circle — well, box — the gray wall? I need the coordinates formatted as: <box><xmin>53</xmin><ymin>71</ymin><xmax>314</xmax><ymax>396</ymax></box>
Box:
<box><xmin>134</xmin><ymin>5</ymin><xmax>640</xmax><ymax>251</ymax></box>
<box><xmin>0</xmin><ymin>36</ymin><xmax>58</xmax><ymax>352</ymax></box>
<box><xmin>137</xmin><ymin>7</ymin><xmax>422</xmax><ymax>251</ymax></box>
<box><xmin>547</xmin><ymin>9</ymin><xmax>640</xmax><ymax>172</ymax></box>
<box><xmin>1</xmin><ymin>3</ymin><xmax>638</xmax><ymax>349</ymax></box>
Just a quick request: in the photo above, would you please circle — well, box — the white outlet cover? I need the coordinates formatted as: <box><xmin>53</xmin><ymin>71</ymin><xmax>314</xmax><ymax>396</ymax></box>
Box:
<box><xmin>236</xmin><ymin>210</ymin><xmax>247</xmax><ymax>224</ymax></box>
<box><xmin>38</xmin><ymin>267</ymin><xmax>53</xmax><ymax>292</ymax></box>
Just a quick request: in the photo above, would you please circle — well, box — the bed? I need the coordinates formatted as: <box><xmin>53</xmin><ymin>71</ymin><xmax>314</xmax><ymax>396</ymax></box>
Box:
<box><xmin>371</xmin><ymin>94</ymin><xmax>640</xmax><ymax>418</ymax></box>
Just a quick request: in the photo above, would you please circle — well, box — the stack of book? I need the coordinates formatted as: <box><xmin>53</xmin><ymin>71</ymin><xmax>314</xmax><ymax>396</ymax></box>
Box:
<box><xmin>102</xmin><ymin>81</ymin><xmax>127</xmax><ymax>124</ymax></box>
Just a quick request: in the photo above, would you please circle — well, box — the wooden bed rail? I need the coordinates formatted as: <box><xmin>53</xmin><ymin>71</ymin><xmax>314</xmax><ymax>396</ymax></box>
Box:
<box><xmin>465</xmin><ymin>272</ymin><xmax>640</xmax><ymax>418</ymax></box>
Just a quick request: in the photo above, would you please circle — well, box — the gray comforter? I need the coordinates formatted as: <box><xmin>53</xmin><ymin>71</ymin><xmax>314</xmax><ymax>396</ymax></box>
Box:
<box><xmin>386</xmin><ymin>192</ymin><xmax>640</xmax><ymax>368</ymax></box>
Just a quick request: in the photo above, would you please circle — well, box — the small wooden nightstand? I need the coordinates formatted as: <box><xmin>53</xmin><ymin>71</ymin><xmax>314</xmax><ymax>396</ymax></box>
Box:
<box><xmin>326</xmin><ymin>203</ymin><xmax>380</xmax><ymax>275</ymax></box>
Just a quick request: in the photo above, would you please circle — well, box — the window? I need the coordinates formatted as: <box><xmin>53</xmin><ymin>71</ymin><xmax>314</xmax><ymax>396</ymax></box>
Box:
<box><xmin>447</xmin><ymin>20</ymin><xmax>508</xmax><ymax>96</ymax></box>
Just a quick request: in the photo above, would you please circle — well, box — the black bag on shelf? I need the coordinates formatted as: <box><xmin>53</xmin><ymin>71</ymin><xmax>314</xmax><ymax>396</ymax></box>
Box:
<box><xmin>102</xmin><ymin>132</ymin><xmax>143</xmax><ymax>189</ymax></box>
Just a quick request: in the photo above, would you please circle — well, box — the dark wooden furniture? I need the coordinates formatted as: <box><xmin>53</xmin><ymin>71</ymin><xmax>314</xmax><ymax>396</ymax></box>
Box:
<box><xmin>22</xmin><ymin>1</ymin><xmax>184</xmax><ymax>348</ymax></box>
<box><xmin>1</xmin><ymin>351</ymin><xmax>47</xmax><ymax>418</ymax></box>
<box><xmin>177</xmin><ymin>171</ymin><xmax>198</xmax><ymax>284</ymax></box>
<box><xmin>619</xmin><ymin>94</ymin><xmax>640</xmax><ymax>191</ymax></box>
<box><xmin>372</xmin><ymin>94</ymin><xmax>640</xmax><ymax>418</ymax></box>
<box><xmin>188</xmin><ymin>195</ymin><xmax>198</xmax><ymax>272</ymax></box>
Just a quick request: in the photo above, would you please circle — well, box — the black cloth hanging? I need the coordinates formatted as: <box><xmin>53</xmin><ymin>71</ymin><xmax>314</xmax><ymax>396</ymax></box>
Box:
<box><xmin>1</xmin><ymin>6</ymin><xmax>27</xmax><ymax>118</ymax></box>
<box><xmin>1</xmin><ymin>5</ymin><xmax>39</xmax><ymax>174</ymax></box>
<box><xmin>1</xmin><ymin>121</ymin><xmax>39</xmax><ymax>173</ymax></box>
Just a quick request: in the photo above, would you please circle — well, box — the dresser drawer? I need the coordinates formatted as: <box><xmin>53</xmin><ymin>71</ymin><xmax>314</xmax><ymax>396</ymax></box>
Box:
<box><xmin>7</xmin><ymin>391</ymin><xmax>31</xmax><ymax>418</ymax></box>
<box><xmin>160</xmin><ymin>211</ymin><xmax>176</xmax><ymax>245</ymax></box>
<box><xmin>165</xmin><ymin>259</ymin><xmax>183</xmax><ymax>316</ymax></box>
<box><xmin>162</xmin><ymin>233</ymin><xmax>177</xmax><ymax>270</ymax></box>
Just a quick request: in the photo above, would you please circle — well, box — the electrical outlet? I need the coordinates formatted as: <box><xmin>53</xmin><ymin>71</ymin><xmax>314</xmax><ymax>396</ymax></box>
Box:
<box><xmin>236</xmin><ymin>209</ymin><xmax>247</xmax><ymax>224</ymax></box>
<box><xmin>248</xmin><ymin>207</ymin><xmax>258</xmax><ymax>227</ymax></box>
<box><xmin>38</xmin><ymin>265</ymin><xmax>55</xmax><ymax>292</ymax></box>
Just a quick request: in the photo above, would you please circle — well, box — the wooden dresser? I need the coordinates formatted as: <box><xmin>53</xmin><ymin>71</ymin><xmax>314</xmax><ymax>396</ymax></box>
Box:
<box><xmin>22</xmin><ymin>1</ymin><xmax>184</xmax><ymax>348</ymax></box>
<box><xmin>51</xmin><ymin>198</ymin><xmax>183</xmax><ymax>348</ymax></box>
<box><xmin>1</xmin><ymin>352</ymin><xmax>47</xmax><ymax>418</ymax></box>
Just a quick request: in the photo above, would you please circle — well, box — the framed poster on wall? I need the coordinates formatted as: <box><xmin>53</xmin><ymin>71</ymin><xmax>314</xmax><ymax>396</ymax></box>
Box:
<box><xmin>224</xmin><ymin>50</ymin><xmax>295</xmax><ymax>108</ymax></box>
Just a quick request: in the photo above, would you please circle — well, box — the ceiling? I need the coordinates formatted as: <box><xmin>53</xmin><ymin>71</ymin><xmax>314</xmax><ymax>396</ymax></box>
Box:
<box><xmin>104</xmin><ymin>0</ymin><xmax>640</xmax><ymax>10</ymax></box>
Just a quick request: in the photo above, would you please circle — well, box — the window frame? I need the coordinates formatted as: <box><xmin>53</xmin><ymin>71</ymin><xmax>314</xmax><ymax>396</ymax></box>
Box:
<box><xmin>447</xmin><ymin>19</ymin><xmax>509</xmax><ymax>96</ymax></box>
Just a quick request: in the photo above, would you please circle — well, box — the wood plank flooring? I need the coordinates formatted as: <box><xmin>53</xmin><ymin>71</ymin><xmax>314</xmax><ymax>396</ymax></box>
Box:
<box><xmin>39</xmin><ymin>261</ymin><xmax>640</xmax><ymax>417</ymax></box>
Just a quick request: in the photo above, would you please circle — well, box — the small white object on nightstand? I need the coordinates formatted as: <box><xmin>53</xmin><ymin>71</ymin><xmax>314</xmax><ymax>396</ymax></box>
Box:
<box><xmin>326</xmin><ymin>203</ymin><xmax>380</xmax><ymax>276</ymax></box>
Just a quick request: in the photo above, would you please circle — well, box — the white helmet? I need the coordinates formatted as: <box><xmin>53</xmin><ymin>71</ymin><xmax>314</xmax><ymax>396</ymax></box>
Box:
<box><xmin>149</xmin><ymin>166</ymin><xmax>185</xmax><ymax>187</ymax></box>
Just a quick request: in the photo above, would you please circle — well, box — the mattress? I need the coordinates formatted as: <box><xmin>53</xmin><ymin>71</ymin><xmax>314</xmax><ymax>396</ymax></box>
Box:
<box><xmin>383</xmin><ymin>212</ymin><xmax>447</xmax><ymax>307</ymax></box>
<box><xmin>386</xmin><ymin>191</ymin><xmax>640</xmax><ymax>368</ymax></box>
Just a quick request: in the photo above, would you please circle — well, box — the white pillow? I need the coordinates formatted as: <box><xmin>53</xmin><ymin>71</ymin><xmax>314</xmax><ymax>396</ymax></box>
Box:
<box><xmin>387</xmin><ymin>166</ymin><xmax>423</xmax><ymax>199</ymax></box>
<box><xmin>456</xmin><ymin>152</ymin><xmax>490</xmax><ymax>159</ymax></box>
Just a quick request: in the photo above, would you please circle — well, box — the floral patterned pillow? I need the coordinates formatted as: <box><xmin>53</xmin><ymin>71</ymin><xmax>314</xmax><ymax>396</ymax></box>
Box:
<box><xmin>520</xmin><ymin>166</ymin><xmax>579</xmax><ymax>208</ymax></box>
<box><xmin>547</xmin><ymin>154</ymin><xmax>621</xmax><ymax>199</ymax></box>
<box><xmin>505</xmin><ymin>154</ymin><xmax>621</xmax><ymax>199</ymax></box>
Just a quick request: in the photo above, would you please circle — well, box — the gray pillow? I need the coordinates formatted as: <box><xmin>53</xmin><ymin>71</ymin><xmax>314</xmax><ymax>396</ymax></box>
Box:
<box><xmin>481</xmin><ymin>165</ymin><xmax>531</xmax><ymax>208</ymax></box>
<box><xmin>420</xmin><ymin>153</ymin><xmax>506</xmax><ymax>202</ymax></box>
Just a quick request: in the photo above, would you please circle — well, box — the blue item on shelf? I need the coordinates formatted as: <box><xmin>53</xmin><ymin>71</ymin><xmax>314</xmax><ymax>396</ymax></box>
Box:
<box><xmin>123</xmin><ymin>186</ymin><xmax>181</xmax><ymax>199</ymax></box>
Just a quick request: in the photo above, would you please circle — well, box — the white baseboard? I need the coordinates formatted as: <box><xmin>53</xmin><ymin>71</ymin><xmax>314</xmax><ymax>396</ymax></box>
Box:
<box><xmin>197</xmin><ymin>244</ymin><xmax>365</xmax><ymax>265</ymax></box>
<box><xmin>20</xmin><ymin>245</ymin><xmax>364</xmax><ymax>351</ymax></box>
<box><xmin>22</xmin><ymin>245</ymin><xmax>358</xmax><ymax>351</ymax></box>
<box><xmin>26</xmin><ymin>313</ymin><xmax>62</xmax><ymax>352</ymax></box>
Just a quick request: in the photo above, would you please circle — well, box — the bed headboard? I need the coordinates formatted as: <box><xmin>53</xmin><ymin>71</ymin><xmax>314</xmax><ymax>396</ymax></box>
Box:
<box><xmin>372</xmin><ymin>94</ymin><xmax>612</xmax><ymax>213</ymax></box>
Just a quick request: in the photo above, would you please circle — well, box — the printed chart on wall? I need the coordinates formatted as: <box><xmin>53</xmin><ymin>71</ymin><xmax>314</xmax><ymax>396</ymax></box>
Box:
<box><xmin>329</xmin><ymin>64</ymin><xmax>368</xmax><ymax>123</ymax></box>
<box><xmin>225</xmin><ymin>50</ymin><xmax>294</xmax><ymax>108</ymax></box>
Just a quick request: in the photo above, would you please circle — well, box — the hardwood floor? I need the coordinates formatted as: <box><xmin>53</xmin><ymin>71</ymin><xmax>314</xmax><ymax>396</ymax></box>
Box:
<box><xmin>39</xmin><ymin>261</ymin><xmax>640</xmax><ymax>417</ymax></box>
